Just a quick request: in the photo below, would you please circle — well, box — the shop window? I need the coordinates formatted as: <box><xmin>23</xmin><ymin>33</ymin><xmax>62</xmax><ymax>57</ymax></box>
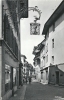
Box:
<box><xmin>5</xmin><ymin>64</ymin><xmax>11</xmax><ymax>92</ymax></box>
<box><xmin>13</xmin><ymin>68</ymin><xmax>16</xmax><ymax>86</ymax></box>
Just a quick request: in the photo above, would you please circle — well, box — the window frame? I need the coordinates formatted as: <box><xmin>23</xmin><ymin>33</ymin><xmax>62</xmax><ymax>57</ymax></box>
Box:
<box><xmin>52</xmin><ymin>39</ymin><xmax>54</xmax><ymax>48</ymax></box>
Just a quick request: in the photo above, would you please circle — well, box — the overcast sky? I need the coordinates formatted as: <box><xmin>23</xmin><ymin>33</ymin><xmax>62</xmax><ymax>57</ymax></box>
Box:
<box><xmin>20</xmin><ymin>0</ymin><xmax>62</xmax><ymax>66</ymax></box>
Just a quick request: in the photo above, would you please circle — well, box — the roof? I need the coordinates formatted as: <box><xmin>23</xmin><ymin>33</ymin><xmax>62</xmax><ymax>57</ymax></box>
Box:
<box><xmin>42</xmin><ymin>0</ymin><xmax>64</xmax><ymax>35</ymax></box>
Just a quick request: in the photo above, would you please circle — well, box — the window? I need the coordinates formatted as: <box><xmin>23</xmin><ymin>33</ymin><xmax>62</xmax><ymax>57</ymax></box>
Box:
<box><xmin>46</xmin><ymin>55</ymin><xmax>48</xmax><ymax>63</ymax></box>
<box><xmin>46</xmin><ymin>43</ymin><xmax>48</xmax><ymax>52</ymax></box>
<box><xmin>53</xmin><ymin>23</ymin><xmax>55</xmax><ymax>31</ymax></box>
<box><xmin>5</xmin><ymin>64</ymin><xmax>11</xmax><ymax>92</ymax></box>
<box><xmin>24</xmin><ymin>68</ymin><xmax>25</xmax><ymax>72</ymax></box>
<box><xmin>52</xmin><ymin>39</ymin><xmax>54</xmax><ymax>48</ymax></box>
<box><xmin>41</xmin><ymin>58</ymin><xmax>43</xmax><ymax>68</ymax></box>
<box><xmin>52</xmin><ymin>56</ymin><xmax>54</xmax><ymax>64</ymax></box>
<box><xmin>43</xmin><ymin>57</ymin><xmax>45</xmax><ymax>67</ymax></box>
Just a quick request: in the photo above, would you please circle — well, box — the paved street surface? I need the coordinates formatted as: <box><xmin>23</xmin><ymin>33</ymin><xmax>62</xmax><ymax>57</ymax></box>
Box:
<box><xmin>24</xmin><ymin>82</ymin><xmax>64</xmax><ymax>100</ymax></box>
<box><xmin>8</xmin><ymin>82</ymin><xmax>64</xmax><ymax>100</ymax></box>
<box><xmin>8</xmin><ymin>85</ymin><xmax>26</xmax><ymax>100</ymax></box>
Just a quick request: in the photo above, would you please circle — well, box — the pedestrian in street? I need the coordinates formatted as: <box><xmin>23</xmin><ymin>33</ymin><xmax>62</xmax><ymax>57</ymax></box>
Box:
<box><xmin>29</xmin><ymin>77</ymin><xmax>31</xmax><ymax>84</ymax></box>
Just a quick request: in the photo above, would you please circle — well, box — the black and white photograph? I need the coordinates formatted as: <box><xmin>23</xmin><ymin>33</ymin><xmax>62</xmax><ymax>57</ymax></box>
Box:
<box><xmin>0</xmin><ymin>0</ymin><xmax>64</xmax><ymax>100</ymax></box>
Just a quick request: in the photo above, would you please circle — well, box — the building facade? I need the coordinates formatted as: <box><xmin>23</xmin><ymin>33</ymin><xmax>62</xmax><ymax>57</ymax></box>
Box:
<box><xmin>21</xmin><ymin>54</ymin><xmax>34</xmax><ymax>83</ymax></box>
<box><xmin>26</xmin><ymin>63</ymin><xmax>33</xmax><ymax>78</ymax></box>
<box><xmin>21</xmin><ymin>55</ymin><xmax>27</xmax><ymax>83</ymax></box>
<box><xmin>39</xmin><ymin>40</ymin><xmax>48</xmax><ymax>84</ymax></box>
<box><xmin>42</xmin><ymin>0</ymin><xmax>64</xmax><ymax>85</ymax></box>
<box><xmin>32</xmin><ymin>0</ymin><xmax>64</xmax><ymax>85</ymax></box>
<box><xmin>33</xmin><ymin>45</ymin><xmax>41</xmax><ymax>82</ymax></box>
<box><xmin>0</xmin><ymin>0</ymin><xmax>22</xmax><ymax>100</ymax></box>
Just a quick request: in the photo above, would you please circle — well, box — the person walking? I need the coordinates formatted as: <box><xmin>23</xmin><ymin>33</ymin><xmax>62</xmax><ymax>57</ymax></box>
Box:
<box><xmin>29</xmin><ymin>77</ymin><xmax>31</xmax><ymax>84</ymax></box>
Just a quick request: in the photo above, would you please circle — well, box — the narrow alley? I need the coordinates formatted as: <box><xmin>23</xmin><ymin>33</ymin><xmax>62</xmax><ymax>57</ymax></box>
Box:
<box><xmin>1</xmin><ymin>0</ymin><xmax>64</xmax><ymax>100</ymax></box>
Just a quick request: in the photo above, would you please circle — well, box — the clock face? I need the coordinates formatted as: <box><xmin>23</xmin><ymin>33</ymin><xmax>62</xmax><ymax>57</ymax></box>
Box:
<box><xmin>30</xmin><ymin>23</ymin><xmax>40</xmax><ymax>35</ymax></box>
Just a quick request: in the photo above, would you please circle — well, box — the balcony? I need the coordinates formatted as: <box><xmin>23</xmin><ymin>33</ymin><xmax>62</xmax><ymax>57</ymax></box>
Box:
<box><xmin>33</xmin><ymin>53</ymin><xmax>40</xmax><ymax>60</ymax></box>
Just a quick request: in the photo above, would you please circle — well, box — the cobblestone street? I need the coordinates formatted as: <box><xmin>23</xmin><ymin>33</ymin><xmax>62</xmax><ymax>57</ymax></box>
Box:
<box><xmin>24</xmin><ymin>82</ymin><xmax>64</xmax><ymax>100</ymax></box>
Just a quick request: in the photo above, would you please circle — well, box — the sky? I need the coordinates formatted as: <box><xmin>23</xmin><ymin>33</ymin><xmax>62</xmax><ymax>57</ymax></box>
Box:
<box><xmin>20</xmin><ymin>0</ymin><xmax>63</xmax><ymax>66</ymax></box>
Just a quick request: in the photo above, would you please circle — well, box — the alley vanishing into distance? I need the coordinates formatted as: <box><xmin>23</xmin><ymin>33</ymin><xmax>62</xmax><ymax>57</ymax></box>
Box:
<box><xmin>1</xmin><ymin>0</ymin><xmax>64</xmax><ymax>100</ymax></box>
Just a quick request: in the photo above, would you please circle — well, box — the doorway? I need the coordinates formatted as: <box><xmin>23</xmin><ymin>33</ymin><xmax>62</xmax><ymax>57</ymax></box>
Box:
<box><xmin>56</xmin><ymin>71</ymin><xmax>59</xmax><ymax>84</ymax></box>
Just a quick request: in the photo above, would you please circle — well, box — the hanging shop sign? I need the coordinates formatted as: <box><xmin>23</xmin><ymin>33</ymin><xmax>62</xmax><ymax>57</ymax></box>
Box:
<box><xmin>30</xmin><ymin>22</ymin><xmax>40</xmax><ymax>35</ymax></box>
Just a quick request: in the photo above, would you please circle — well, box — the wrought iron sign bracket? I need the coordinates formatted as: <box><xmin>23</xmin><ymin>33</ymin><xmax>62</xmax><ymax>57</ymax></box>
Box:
<box><xmin>28</xmin><ymin>6</ymin><xmax>42</xmax><ymax>23</ymax></box>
